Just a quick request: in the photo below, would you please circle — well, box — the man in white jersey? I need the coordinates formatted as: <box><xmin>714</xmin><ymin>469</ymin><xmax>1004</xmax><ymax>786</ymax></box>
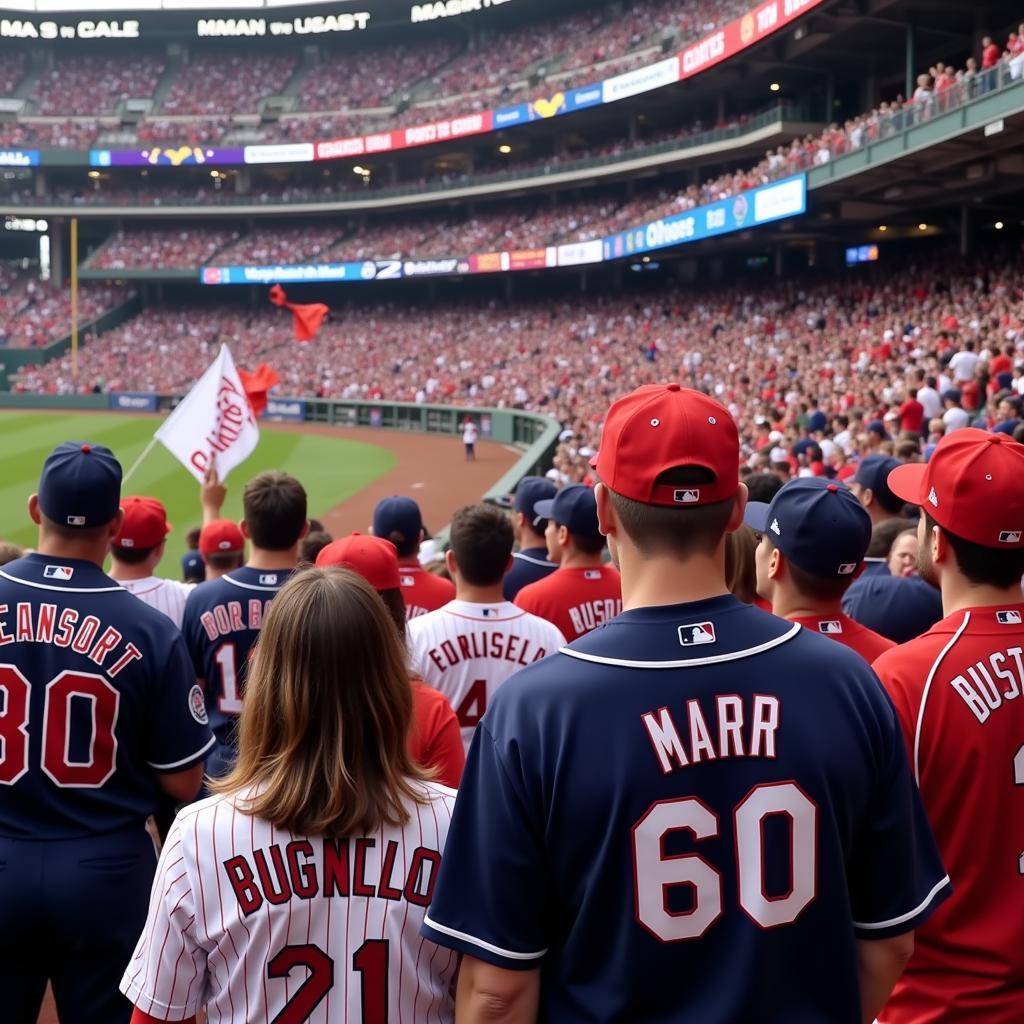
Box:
<box><xmin>408</xmin><ymin>504</ymin><xmax>565</xmax><ymax>751</ymax></box>
<box><xmin>109</xmin><ymin>497</ymin><xmax>192</xmax><ymax>629</ymax></box>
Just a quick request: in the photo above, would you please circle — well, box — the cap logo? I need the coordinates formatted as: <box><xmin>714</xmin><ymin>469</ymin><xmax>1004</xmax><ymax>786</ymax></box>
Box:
<box><xmin>121</xmin><ymin>538</ymin><xmax>135</xmax><ymax>548</ymax></box>
<box><xmin>673</xmin><ymin>489</ymin><xmax>700</xmax><ymax>504</ymax></box>
<box><xmin>998</xmin><ymin>531</ymin><xmax>1022</xmax><ymax>544</ymax></box>
<box><xmin>818</xmin><ymin>620</ymin><xmax>843</xmax><ymax>634</ymax></box>
<box><xmin>218</xmin><ymin>541</ymin><xmax>231</xmax><ymax>550</ymax></box>
<box><xmin>650</xmin><ymin>418</ymin><xmax>661</xmax><ymax>427</ymax></box>
<box><xmin>401</xmin><ymin>575</ymin><xmax>415</xmax><ymax>587</ymax></box>
<box><xmin>678</xmin><ymin>621</ymin><xmax>716</xmax><ymax>647</ymax></box>
<box><xmin>43</xmin><ymin>565</ymin><xmax>73</xmax><ymax>581</ymax></box>
<box><xmin>66</xmin><ymin>515</ymin><xmax>86</xmax><ymax>527</ymax></box>
<box><xmin>927</xmin><ymin>487</ymin><xmax>939</xmax><ymax>508</ymax></box>
<box><xmin>837</xmin><ymin>562</ymin><xmax>857</xmax><ymax>575</ymax></box>
<box><xmin>708</xmin><ymin>416</ymin><xmax>717</xmax><ymax>425</ymax></box>
<box><xmin>188</xmin><ymin>684</ymin><xmax>209</xmax><ymax>725</ymax></box>
<box><xmin>770</xmin><ymin>518</ymin><xmax>781</xmax><ymax>536</ymax></box>
<box><xmin>996</xmin><ymin>610</ymin><xmax>1022</xmax><ymax>625</ymax></box>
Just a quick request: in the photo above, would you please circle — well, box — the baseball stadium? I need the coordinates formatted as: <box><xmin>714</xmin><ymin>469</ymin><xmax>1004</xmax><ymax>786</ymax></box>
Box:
<box><xmin>0</xmin><ymin>0</ymin><xmax>1023</xmax><ymax>1020</ymax></box>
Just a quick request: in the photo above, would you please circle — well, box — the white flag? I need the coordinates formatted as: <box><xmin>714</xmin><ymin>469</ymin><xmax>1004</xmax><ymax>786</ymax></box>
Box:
<box><xmin>156</xmin><ymin>344</ymin><xmax>259</xmax><ymax>483</ymax></box>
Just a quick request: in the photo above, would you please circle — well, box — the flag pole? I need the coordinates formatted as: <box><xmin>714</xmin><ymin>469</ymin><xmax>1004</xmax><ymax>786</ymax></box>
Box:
<box><xmin>70</xmin><ymin>216</ymin><xmax>79</xmax><ymax>381</ymax></box>
<box><xmin>121</xmin><ymin>437</ymin><xmax>158</xmax><ymax>487</ymax></box>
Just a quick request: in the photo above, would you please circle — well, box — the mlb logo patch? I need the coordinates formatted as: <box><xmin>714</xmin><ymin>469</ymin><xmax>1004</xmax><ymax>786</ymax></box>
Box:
<box><xmin>584</xmin><ymin>569</ymin><xmax>601</xmax><ymax>580</ymax></box>
<box><xmin>259</xmin><ymin>573</ymin><xmax>279</xmax><ymax>585</ymax></box>
<box><xmin>481</xmin><ymin>607</ymin><xmax>500</xmax><ymax>617</ymax></box>
<box><xmin>678</xmin><ymin>622</ymin><xmax>716</xmax><ymax>647</ymax></box>
<box><xmin>998</xmin><ymin>531</ymin><xmax>1022</xmax><ymax>544</ymax></box>
<box><xmin>996</xmin><ymin>610</ymin><xmax>1022</xmax><ymax>625</ymax></box>
<box><xmin>818</xmin><ymin>620</ymin><xmax>843</xmax><ymax>634</ymax></box>
<box><xmin>66</xmin><ymin>515</ymin><xmax>86</xmax><ymax>527</ymax></box>
<box><xmin>400</xmin><ymin>575</ymin><xmax>415</xmax><ymax>587</ymax></box>
<box><xmin>837</xmin><ymin>563</ymin><xmax>857</xmax><ymax>575</ymax></box>
<box><xmin>44</xmin><ymin>565</ymin><xmax>74</xmax><ymax>581</ymax></box>
<box><xmin>673</xmin><ymin>489</ymin><xmax>700</xmax><ymax>504</ymax></box>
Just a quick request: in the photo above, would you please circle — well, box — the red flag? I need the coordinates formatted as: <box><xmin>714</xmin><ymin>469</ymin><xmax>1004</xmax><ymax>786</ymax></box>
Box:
<box><xmin>238</xmin><ymin>362</ymin><xmax>281</xmax><ymax>418</ymax></box>
<box><xmin>269</xmin><ymin>285</ymin><xmax>329</xmax><ymax>343</ymax></box>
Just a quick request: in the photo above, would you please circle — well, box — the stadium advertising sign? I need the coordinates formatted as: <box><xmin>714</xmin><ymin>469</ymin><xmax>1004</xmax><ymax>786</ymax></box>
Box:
<box><xmin>90</xmin><ymin>146</ymin><xmax>245</xmax><ymax>168</ymax></box>
<box><xmin>265</xmin><ymin>398</ymin><xmax>306</xmax><ymax>421</ymax></box>
<box><xmin>110</xmin><ymin>393</ymin><xmax>158</xmax><ymax>413</ymax></box>
<box><xmin>410</xmin><ymin>0</ymin><xmax>513</xmax><ymax>22</ymax></box>
<box><xmin>0</xmin><ymin>17</ymin><xmax>138</xmax><ymax>39</ymax></box>
<box><xmin>196</xmin><ymin>12</ymin><xmax>370</xmax><ymax>37</ymax></box>
<box><xmin>200</xmin><ymin>176</ymin><xmax>807</xmax><ymax>287</ymax></box>
<box><xmin>0</xmin><ymin>149</ymin><xmax>39</xmax><ymax>167</ymax></box>
<box><xmin>601</xmin><ymin>174</ymin><xmax>807</xmax><ymax>259</ymax></box>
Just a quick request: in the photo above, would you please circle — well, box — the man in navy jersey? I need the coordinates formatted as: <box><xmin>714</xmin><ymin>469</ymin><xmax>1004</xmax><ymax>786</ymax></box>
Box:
<box><xmin>423</xmin><ymin>385</ymin><xmax>950</xmax><ymax>1023</ymax></box>
<box><xmin>503</xmin><ymin>476</ymin><xmax>558</xmax><ymax>600</ymax></box>
<box><xmin>0</xmin><ymin>441</ymin><xmax>213</xmax><ymax>1024</ymax></box>
<box><xmin>181</xmin><ymin>470</ymin><xmax>307</xmax><ymax>779</ymax></box>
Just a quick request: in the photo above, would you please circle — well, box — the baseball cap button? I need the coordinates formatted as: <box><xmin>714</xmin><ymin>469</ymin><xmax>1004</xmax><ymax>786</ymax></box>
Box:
<box><xmin>666</xmin><ymin>383</ymin><xmax>681</xmax><ymax>392</ymax></box>
<box><xmin>827</xmin><ymin>484</ymin><xmax>838</xmax><ymax>492</ymax></box>
<box><xmin>80</xmin><ymin>444</ymin><xmax>91</xmax><ymax>454</ymax></box>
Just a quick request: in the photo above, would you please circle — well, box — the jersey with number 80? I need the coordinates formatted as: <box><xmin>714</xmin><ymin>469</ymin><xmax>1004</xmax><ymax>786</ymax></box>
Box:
<box><xmin>0</xmin><ymin>554</ymin><xmax>215</xmax><ymax>839</ymax></box>
<box><xmin>121</xmin><ymin>783</ymin><xmax>458</xmax><ymax>1023</ymax></box>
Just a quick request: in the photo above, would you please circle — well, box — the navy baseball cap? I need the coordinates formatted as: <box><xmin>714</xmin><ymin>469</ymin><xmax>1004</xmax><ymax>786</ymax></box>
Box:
<box><xmin>181</xmin><ymin>551</ymin><xmax>204</xmax><ymax>582</ymax></box>
<box><xmin>744</xmin><ymin>477</ymin><xmax>871</xmax><ymax>579</ymax></box>
<box><xmin>373</xmin><ymin>496</ymin><xmax>422</xmax><ymax>546</ymax></box>
<box><xmin>514</xmin><ymin>476</ymin><xmax>557</xmax><ymax>526</ymax></box>
<box><xmin>867</xmin><ymin>419</ymin><xmax>889</xmax><ymax>438</ymax></box>
<box><xmin>37</xmin><ymin>441</ymin><xmax>121</xmax><ymax>529</ymax></box>
<box><xmin>534</xmin><ymin>484</ymin><xmax>602</xmax><ymax>541</ymax></box>
<box><xmin>853</xmin><ymin>455</ymin><xmax>902</xmax><ymax>512</ymax></box>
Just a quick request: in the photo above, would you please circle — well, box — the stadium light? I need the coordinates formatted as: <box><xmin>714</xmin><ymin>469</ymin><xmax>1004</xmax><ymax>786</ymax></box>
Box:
<box><xmin>353</xmin><ymin>165</ymin><xmax>365</xmax><ymax>175</ymax></box>
<box><xmin>87</xmin><ymin>170</ymin><xmax>100</xmax><ymax>179</ymax></box>
<box><xmin>918</xmin><ymin>223</ymin><xmax>928</xmax><ymax>231</ymax></box>
<box><xmin>878</xmin><ymin>225</ymin><xmax>887</xmax><ymax>232</ymax></box>
<box><xmin>499</xmin><ymin>145</ymin><xmax>512</xmax><ymax>154</ymax></box>
<box><xmin>995</xmin><ymin>221</ymin><xmax>1005</xmax><ymax>230</ymax></box>
<box><xmin>769</xmin><ymin>82</ymin><xmax>781</xmax><ymax>92</ymax></box>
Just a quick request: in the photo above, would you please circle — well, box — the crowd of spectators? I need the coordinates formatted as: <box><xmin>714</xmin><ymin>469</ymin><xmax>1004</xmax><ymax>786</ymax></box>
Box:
<box><xmin>0</xmin><ymin>54</ymin><xmax>26</xmax><ymax>96</ymax></box>
<box><xmin>86</xmin><ymin>228</ymin><xmax>241</xmax><ymax>271</ymax></box>
<box><xmin>212</xmin><ymin>224</ymin><xmax>344</xmax><ymax>266</ymax></box>
<box><xmin>160</xmin><ymin>53</ymin><xmax>297</xmax><ymax>117</ymax></box>
<box><xmin>31</xmin><ymin>56</ymin><xmax>165</xmax><ymax>116</ymax></box>
<box><xmin>17</xmin><ymin>250</ymin><xmax>1024</xmax><ymax>488</ymax></box>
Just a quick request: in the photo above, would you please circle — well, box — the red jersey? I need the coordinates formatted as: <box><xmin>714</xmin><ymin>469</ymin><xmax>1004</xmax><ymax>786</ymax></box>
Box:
<box><xmin>789</xmin><ymin>613</ymin><xmax>895</xmax><ymax>663</ymax></box>
<box><xmin>983</xmin><ymin>42</ymin><xmax>1001</xmax><ymax>68</ymax></box>
<box><xmin>410</xmin><ymin>679</ymin><xmax>464</xmax><ymax>789</ymax></box>
<box><xmin>514</xmin><ymin>565</ymin><xmax>623</xmax><ymax>641</ymax></box>
<box><xmin>898</xmin><ymin>398</ymin><xmax>925</xmax><ymax>434</ymax></box>
<box><xmin>400</xmin><ymin>564</ymin><xmax>456</xmax><ymax>619</ymax></box>
<box><xmin>873</xmin><ymin>603</ymin><xmax>1024</xmax><ymax>1024</ymax></box>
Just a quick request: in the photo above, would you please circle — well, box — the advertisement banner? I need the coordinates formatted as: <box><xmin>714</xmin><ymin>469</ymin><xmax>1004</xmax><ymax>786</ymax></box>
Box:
<box><xmin>265</xmin><ymin>398</ymin><xmax>306</xmax><ymax>422</ymax></box>
<box><xmin>0</xmin><ymin>149</ymin><xmax>39</xmax><ymax>167</ymax></box>
<box><xmin>468</xmin><ymin>252</ymin><xmax>503</xmax><ymax>274</ymax></box>
<box><xmin>90</xmin><ymin>146</ymin><xmax>245</xmax><ymax>168</ymax></box>
<box><xmin>110</xmin><ymin>392</ymin><xmax>157</xmax><ymax>413</ymax></box>
<box><xmin>493</xmin><ymin>104</ymin><xmax>531</xmax><ymax>128</ymax></box>
<box><xmin>602</xmin><ymin>57</ymin><xmax>680</xmax><ymax>104</ymax></box>
<box><xmin>505</xmin><ymin>249</ymin><xmax>549</xmax><ymax>271</ymax></box>
<box><xmin>243</xmin><ymin>142</ymin><xmax>315</xmax><ymax>164</ymax></box>
<box><xmin>556</xmin><ymin>239</ymin><xmax>604</xmax><ymax>267</ymax></box>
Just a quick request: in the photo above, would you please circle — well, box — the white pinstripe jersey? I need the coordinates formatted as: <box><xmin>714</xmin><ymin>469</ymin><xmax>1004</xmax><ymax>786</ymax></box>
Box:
<box><xmin>121</xmin><ymin>783</ymin><xmax>458</xmax><ymax>1024</ymax></box>
<box><xmin>117</xmin><ymin>576</ymin><xmax>193</xmax><ymax>631</ymax></box>
<box><xmin>407</xmin><ymin>599</ymin><xmax>566</xmax><ymax>751</ymax></box>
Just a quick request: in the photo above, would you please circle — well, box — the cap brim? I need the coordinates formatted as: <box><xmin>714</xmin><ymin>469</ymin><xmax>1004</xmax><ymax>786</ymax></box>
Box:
<box><xmin>533</xmin><ymin>499</ymin><xmax>556</xmax><ymax>519</ymax></box>
<box><xmin>887</xmin><ymin>462</ymin><xmax>927</xmax><ymax>505</ymax></box>
<box><xmin>589</xmin><ymin>453</ymin><xmax>598</xmax><ymax>469</ymax></box>
<box><xmin>743</xmin><ymin>502</ymin><xmax>772</xmax><ymax>532</ymax></box>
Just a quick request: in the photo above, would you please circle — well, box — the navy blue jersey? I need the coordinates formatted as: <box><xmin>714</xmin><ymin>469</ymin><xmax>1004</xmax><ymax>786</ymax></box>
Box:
<box><xmin>181</xmin><ymin>566</ymin><xmax>295</xmax><ymax>773</ymax></box>
<box><xmin>843</xmin><ymin>561</ymin><xmax>943</xmax><ymax>644</ymax></box>
<box><xmin>502</xmin><ymin>546</ymin><xmax>558</xmax><ymax>601</ymax></box>
<box><xmin>0</xmin><ymin>554</ymin><xmax>214</xmax><ymax>840</ymax></box>
<box><xmin>423</xmin><ymin>595</ymin><xmax>950</xmax><ymax>1023</ymax></box>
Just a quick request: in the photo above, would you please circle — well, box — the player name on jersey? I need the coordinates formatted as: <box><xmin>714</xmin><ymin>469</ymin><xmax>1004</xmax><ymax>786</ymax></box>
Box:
<box><xmin>567</xmin><ymin>597</ymin><xmax>623</xmax><ymax>635</ymax></box>
<box><xmin>949</xmin><ymin>642</ymin><xmax>1023</xmax><ymax>722</ymax></box>
<box><xmin>423</xmin><ymin>628</ymin><xmax>551</xmax><ymax>672</ymax></box>
<box><xmin>641</xmin><ymin>693</ymin><xmax>780</xmax><ymax>772</ymax></box>
<box><xmin>195</xmin><ymin>596</ymin><xmax>273</xmax><ymax>640</ymax></box>
<box><xmin>0</xmin><ymin>600</ymin><xmax>142</xmax><ymax>675</ymax></box>
<box><xmin>224</xmin><ymin>836</ymin><xmax>442</xmax><ymax>916</ymax></box>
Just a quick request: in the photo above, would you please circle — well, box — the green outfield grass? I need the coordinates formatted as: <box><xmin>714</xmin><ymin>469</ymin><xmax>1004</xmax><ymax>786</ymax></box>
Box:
<box><xmin>0</xmin><ymin>412</ymin><xmax>397</xmax><ymax>567</ymax></box>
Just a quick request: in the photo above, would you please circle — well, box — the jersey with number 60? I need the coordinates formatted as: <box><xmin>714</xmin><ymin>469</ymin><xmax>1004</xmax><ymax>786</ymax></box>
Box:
<box><xmin>181</xmin><ymin>567</ymin><xmax>296</xmax><ymax>778</ymax></box>
<box><xmin>422</xmin><ymin>595</ymin><xmax>951</xmax><ymax>1023</ymax></box>
<box><xmin>0</xmin><ymin>554</ymin><xmax>214</xmax><ymax>839</ymax></box>
<box><xmin>407</xmin><ymin>600</ymin><xmax>566</xmax><ymax>752</ymax></box>
<box><xmin>121</xmin><ymin>782</ymin><xmax>458</xmax><ymax>1023</ymax></box>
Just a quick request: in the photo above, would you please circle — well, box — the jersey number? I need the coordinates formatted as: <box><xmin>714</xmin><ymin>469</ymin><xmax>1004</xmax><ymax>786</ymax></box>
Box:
<box><xmin>455</xmin><ymin>679</ymin><xmax>487</xmax><ymax>729</ymax></box>
<box><xmin>268</xmin><ymin>939</ymin><xmax>388</xmax><ymax>1023</ymax></box>
<box><xmin>0</xmin><ymin>665</ymin><xmax>118</xmax><ymax>787</ymax></box>
<box><xmin>215</xmin><ymin>642</ymin><xmax>242</xmax><ymax>715</ymax></box>
<box><xmin>632</xmin><ymin>782</ymin><xmax>817</xmax><ymax>941</ymax></box>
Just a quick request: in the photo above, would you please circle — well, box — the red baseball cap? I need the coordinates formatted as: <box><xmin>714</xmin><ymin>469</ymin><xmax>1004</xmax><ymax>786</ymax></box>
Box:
<box><xmin>315</xmin><ymin>533</ymin><xmax>401</xmax><ymax>591</ymax></box>
<box><xmin>888</xmin><ymin>428</ymin><xmax>1024</xmax><ymax>548</ymax></box>
<box><xmin>592</xmin><ymin>383</ymin><xmax>740</xmax><ymax>506</ymax></box>
<box><xmin>199</xmin><ymin>519</ymin><xmax>245</xmax><ymax>557</ymax></box>
<box><xmin>114</xmin><ymin>496</ymin><xmax>171</xmax><ymax>549</ymax></box>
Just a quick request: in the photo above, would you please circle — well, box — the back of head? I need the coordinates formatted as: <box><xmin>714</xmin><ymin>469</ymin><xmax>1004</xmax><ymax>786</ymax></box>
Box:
<box><xmin>242</xmin><ymin>471</ymin><xmax>307</xmax><ymax>551</ymax></box>
<box><xmin>216</xmin><ymin>568</ymin><xmax>425</xmax><ymax>836</ymax></box>
<box><xmin>866</xmin><ymin>517</ymin><xmax>914</xmax><ymax>558</ymax></box>
<box><xmin>448</xmin><ymin>504</ymin><xmax>514</xmax><ymax>586</ymax></box>
<box><xmin>35</xmin><ymin>440</ymin><xmax>122</xmax><ymax>547</ymax></box>
<box><xmin>373</xmin><ymin>496</ymin><xmax>423</xmax><ymax>559</ymax></box>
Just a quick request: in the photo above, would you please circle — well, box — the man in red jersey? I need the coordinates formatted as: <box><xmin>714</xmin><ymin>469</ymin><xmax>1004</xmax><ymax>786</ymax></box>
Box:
<box><xmin>746</xmin><ymin>477</ymin><xmax>895</xmax><ymax>662</ymax></box>
<box><xmin>874</xmin><ymin>428</ymin><xmax>1024</xmax><ymax>1024</ymax></box>
<box><xmin>514</xmin><ymin>484</ymin><xmax>622</xmax><ymax>640</ymax></box>
<box><xmin>373</xmin><ymin>495</ymin><xmax>454</xmax><ymax>618</ymax></box>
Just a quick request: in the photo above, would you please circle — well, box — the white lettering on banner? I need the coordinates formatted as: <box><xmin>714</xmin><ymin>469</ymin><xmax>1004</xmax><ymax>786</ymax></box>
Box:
<box><xmin>784</xmin><ymin>0</ymin><xmax>814</xmax><ymax>15</ymax></box>
<box><xmin>753</xmin><ymin>177</ymin><xmax>806</xmax><ymax>223</ymax></box>
<box><xmin>238</xmin><ymin>264</ymin><xmax>352</xmax><ymax>283</ymax></box>
<box><xmin>243</xmin><ymin>143</ymin><xmax>315</xmax><ymax>164</ymax></box>
<box><xmin>0</xmin><ymin>151</ymin><xmax>33</xmax><ymax>167</ymax></box>
<box><xmin>1</xmin><ymin>18</ymin><xmax>138</xmax><ymax>39</ymax></box>
<box><xmin>557</xmin><ymin>240</ymin><xmax>603</xmax><ymax>266</ymax></box>
<box><xmin>602</xmin><ymin>56</ymin><xmax>680</xmax><ymax>103</ymax></box>
<box><xmin>706</xmin><ymin>208</ymin><xmax>726</xmax><ymax>230</ymax></box>
<box><xmin>411</xmin><ymin>0</ymin><xmax>511</xmax><ymax>23</ymax></box>
<box><xmin>404</xmin><ymin>259</ymin><xmax>459</xmax><ymax>276</ymax></box>
<box><xmin>682</xmin><ymin>31</ymin><xmax>726</xmax><ymax>74</ymax></box>
<box><xmin>365</xmin><ymin>132</ymin><xmax>393</xmax><ymax>152</ymax></box>
<box><xmin>197</xmin><ymin>18</ymin><xmax>265</xmax><ymax>37</ymax></box>
<box><xmin>155</xmin><ymin>345</ymin><xmax>259</xmax><ymax>484</ymax></box>
<box><xmin>646</xmin><ymin>216</ymin><xmax>696</xmax><ymax>249</ymax></box>
<box><xmin>757</xmin><ymin>2</ymin><xmax>778</xmax><ymax>32</ymax></box>
<box><xmin>317</xmin><ymin>137</ymin><xmax>365</xmax><ymax>159</ymax></box>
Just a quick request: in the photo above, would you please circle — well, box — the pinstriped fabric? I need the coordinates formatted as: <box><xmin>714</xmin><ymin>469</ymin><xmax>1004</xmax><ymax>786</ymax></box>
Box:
<box><xmin>118</xmin><ymin>577</ymin><xmax>193</xmax><ymax>631</ymax></box>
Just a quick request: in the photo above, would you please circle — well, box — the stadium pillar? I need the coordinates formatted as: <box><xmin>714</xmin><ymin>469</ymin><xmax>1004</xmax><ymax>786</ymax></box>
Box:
<box><xmin>960</xmin><ymin>204</ymin><xmax>971</xmax><ymax>257</ymax></box>
<box><xmin>34</xmin><ymin>171</ymin><xmax>46</xmax><ymax>198</ymax></box>
<box><xmin>904</xmin><ymin>24</ymin><xmax>916</xmax><ymax>100</ymax></box>
<box><xmin>49</xmin><ymin>220</ymin><xmax>64</xmax><ymax>288</ymax></box>
<box><xmin>235</xmin><ymin>169</ymin><xmax>250</xmax><ymax>194</ymax></box>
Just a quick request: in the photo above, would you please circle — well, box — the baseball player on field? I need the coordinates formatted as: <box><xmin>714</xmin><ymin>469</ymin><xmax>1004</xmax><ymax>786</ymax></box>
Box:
<box><xmin>502</xmin><ymin>476</ymin><xmax>558</xmax><ymax>600</ymax></box>
<box><xmin>122</xmin><ymin>568</ymin><xmax>458</xmax><ymax>1024</ymax></box>
<box><xmin>181</xmin><ymin>470</ymin><xmax>308</xmax><ymax>779</ymax></box>
<box><xmin>0</xmin><ymin>442</ymin><xmax>213</xmax><ymax>1024</ymax></box>
<box><xmin>109</xmin><ymin>496</ymin><xmax>193</xmax><ymax>629</ymax></box>
<box><xmin>407</xmin><ymin>504</ymin><xmax>565</xmax><ymax>752</ymax></box>
<box><xmin>745</xmin><ymin>477</ymin><xmax>895</xmax><ymax>662</ymax></box>
<box><xmin>873</xmin><ymin>428</ymin><xmax>1024</xmax><ymax>1023</ymax></box>
<box><xmin>514</xmin><ymin>483</ymin><xmax>622</xmax><ymax>640</ymax></box>
<box><xmin>373</xmin><ymin>496</ymin><xmax>455</xmax><ymax>618</ymax></box>
<box><xmin>422</xmin><ymin>385</ymin><xmax>949</xmax><ymax>1023</ymax></box>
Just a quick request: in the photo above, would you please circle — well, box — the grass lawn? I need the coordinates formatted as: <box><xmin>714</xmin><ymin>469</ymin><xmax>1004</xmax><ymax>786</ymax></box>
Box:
<box><xmin>0</xmin><ymin>412</ymin><xmax>397</xmax><ymax>567</ymax></box>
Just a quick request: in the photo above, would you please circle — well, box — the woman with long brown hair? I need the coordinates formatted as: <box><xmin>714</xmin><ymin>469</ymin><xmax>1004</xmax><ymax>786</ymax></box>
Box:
<box><xmin>121</xmin><ymin>568</ymin><xmax>458</xmax><ymax>1024</ymax></box>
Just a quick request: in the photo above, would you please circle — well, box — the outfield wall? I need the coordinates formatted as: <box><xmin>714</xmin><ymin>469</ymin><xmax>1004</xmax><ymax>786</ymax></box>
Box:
<box><xmin>0</xmin><ymin>392</ymin><xmax>561</xmax><ymax>508</ymax></box>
